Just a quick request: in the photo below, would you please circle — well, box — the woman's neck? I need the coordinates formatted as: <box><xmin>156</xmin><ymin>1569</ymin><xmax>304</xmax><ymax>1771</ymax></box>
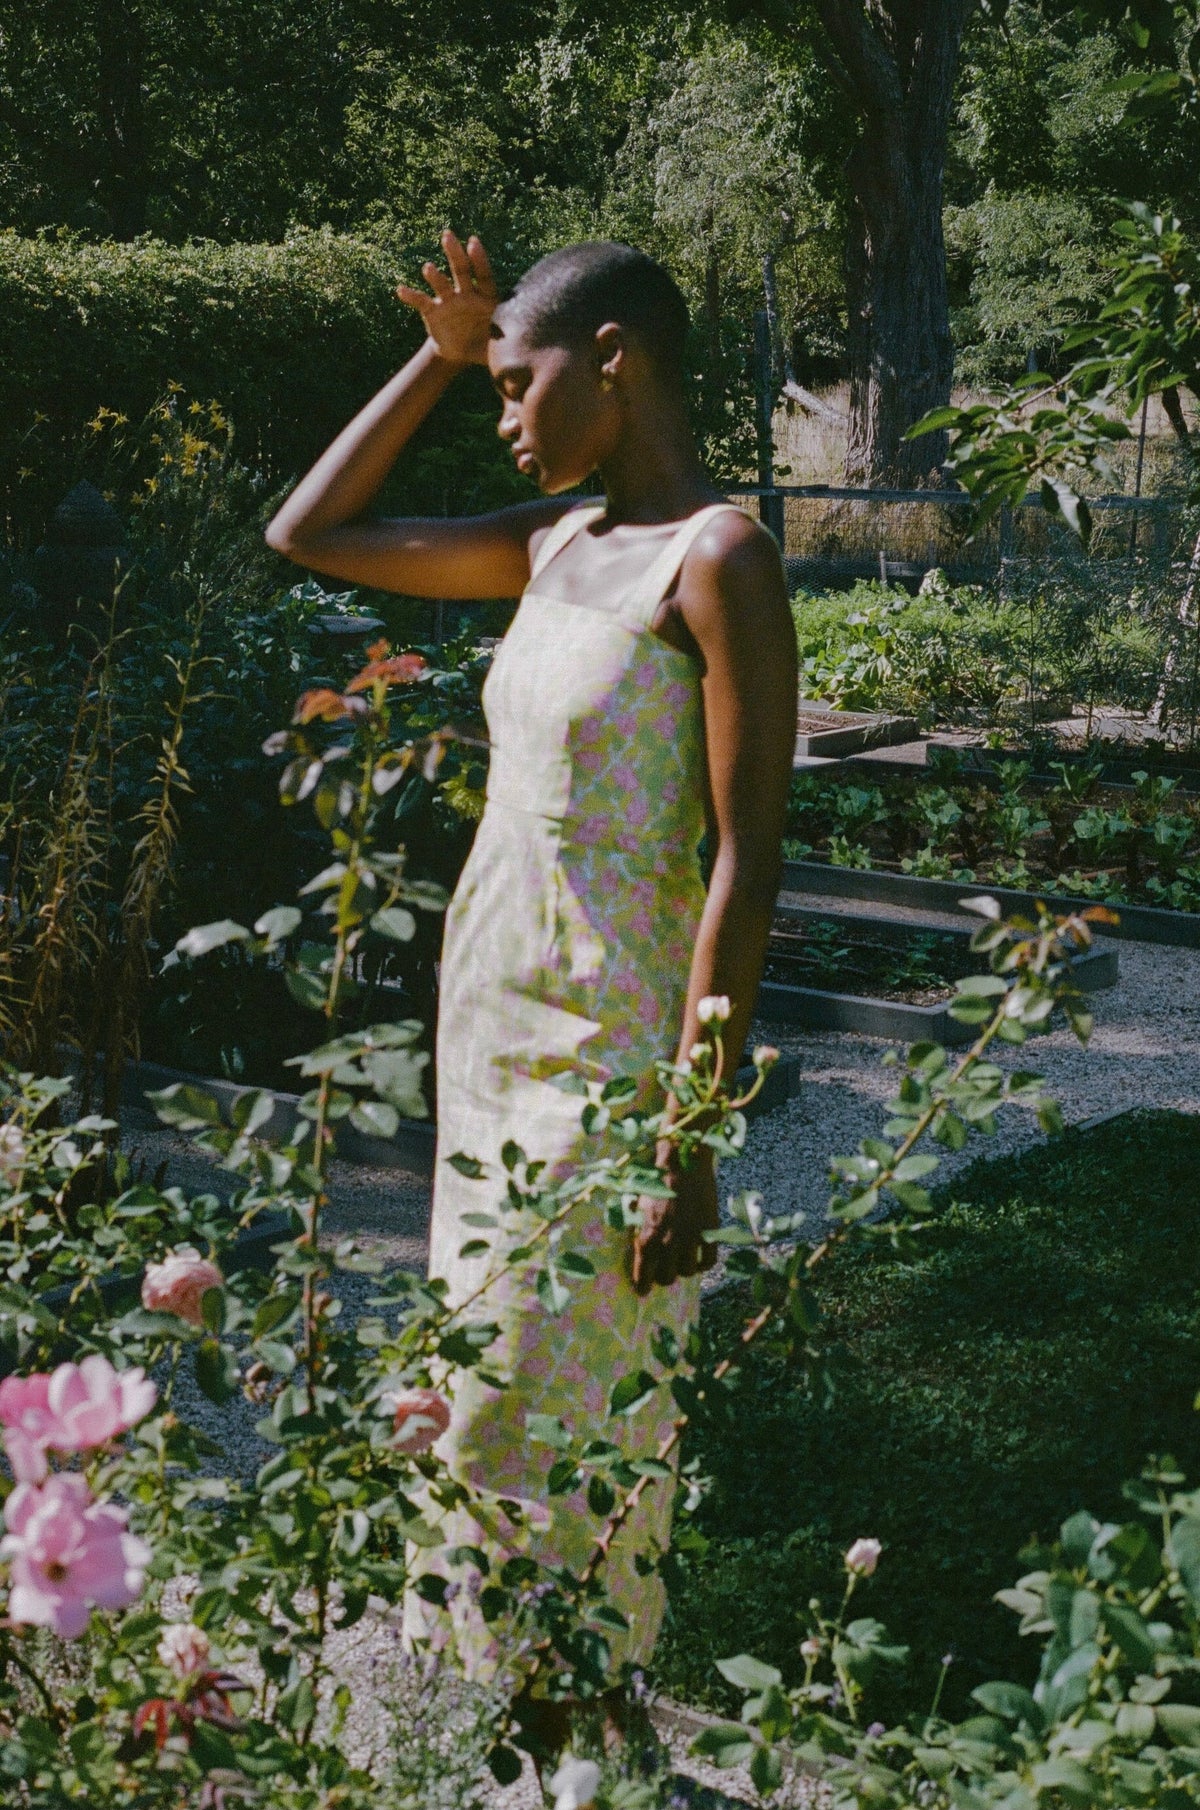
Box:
<box><xmin>597</xmin><ymin>394</ymin><xmax>722</xmax><ymax>525</ymax></box>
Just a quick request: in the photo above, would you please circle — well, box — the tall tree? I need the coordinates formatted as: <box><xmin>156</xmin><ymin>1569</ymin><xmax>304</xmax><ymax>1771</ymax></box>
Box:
<box><xmin>807</xmin><ymin>0</ymin><xmax>972</xmax><ymax>484</ymax></box>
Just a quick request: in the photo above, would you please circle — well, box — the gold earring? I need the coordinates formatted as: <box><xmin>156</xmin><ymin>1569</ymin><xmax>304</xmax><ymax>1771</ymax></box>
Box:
<box><xmin>600</xmin><ymin>374</ymin><xmax>615</xmax><ymax>392</ymax></box>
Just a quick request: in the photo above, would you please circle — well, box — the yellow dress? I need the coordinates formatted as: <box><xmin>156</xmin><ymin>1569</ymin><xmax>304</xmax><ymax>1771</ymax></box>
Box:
<box><xmin>408</xmin><ymin>502</ymin><xmax>746</xmax><ymax>1681</ymax></box>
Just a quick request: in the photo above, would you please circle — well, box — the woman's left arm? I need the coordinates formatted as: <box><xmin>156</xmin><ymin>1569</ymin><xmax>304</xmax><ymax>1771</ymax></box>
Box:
<box><xmin>630</xmin><ymin>514</ymin><xmax>798</xmax><ymax>1293</ymax></box>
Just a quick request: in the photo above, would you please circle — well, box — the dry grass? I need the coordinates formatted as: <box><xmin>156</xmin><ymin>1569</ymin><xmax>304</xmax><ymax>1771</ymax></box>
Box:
<box><xmin>769</xmin><ymin>383</ymin><xmax>1195</xmax><ymax>580</ymax></box>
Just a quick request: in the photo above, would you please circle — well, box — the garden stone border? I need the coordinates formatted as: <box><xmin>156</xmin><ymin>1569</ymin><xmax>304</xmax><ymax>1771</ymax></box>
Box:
<box><xmin>122</xmin><ymin>1053</ymin><xmax>804</xmax><ymax>1183</ymax></box>
<box><xmin>757</xmin><ymin>939</ymin><xmax>1116</xmax><ymax>1048</ymax></box>
<box><xmin>781</xmin><ymin>857</ymin><xmax>1200</xmax><ymax>949</ymax></box>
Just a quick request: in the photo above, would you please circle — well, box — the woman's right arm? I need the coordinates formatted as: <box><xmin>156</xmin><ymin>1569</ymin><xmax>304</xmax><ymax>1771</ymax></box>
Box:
<box><xmin>264</xmin><ymin>231</ymin><xmax>560</xmax><ymax>599</ymax></box>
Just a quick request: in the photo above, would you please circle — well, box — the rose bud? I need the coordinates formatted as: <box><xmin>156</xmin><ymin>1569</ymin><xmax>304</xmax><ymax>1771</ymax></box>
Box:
<box><xmin>387</xmin><ymin>1386</ymin><xmax>451</xmax><ymax>1453</ymax></box>
<box><xmin>696</xmin><ymin>995</ymin><xmax>731</xmax><ymax>1025</ymax></box>
<box><xmin>142</xmin><ymin>1248</ymin><xmax>223</xmax><ymax>1327</ymax></box>
<box><xmin>845</xmin><ymin>1536</ymin><xmax>882</xmax><ymax>1577</ymax></box>
<box><xmin>157</xmin><ymin>1622</ymin><xmax>212</xmax><ymax>1677</ymax></box>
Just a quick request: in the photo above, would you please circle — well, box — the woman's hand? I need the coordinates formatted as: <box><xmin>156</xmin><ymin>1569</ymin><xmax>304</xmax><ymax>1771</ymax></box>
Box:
<box><xmin>629</xmin><ymin>1143</ymin><xmax>719</xmax><ymax>1294</ymax></box>
<box><xmin>395</xmin><ymin>228</ymin><xmax>498</xmax><ymax>368</ymax></box>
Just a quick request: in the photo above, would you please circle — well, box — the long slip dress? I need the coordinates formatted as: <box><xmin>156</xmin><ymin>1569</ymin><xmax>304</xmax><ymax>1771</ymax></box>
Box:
<box><xmin>406</xmin><ymin>501</ymin><xmax>748</xmax><ymax>1681</ymax></box>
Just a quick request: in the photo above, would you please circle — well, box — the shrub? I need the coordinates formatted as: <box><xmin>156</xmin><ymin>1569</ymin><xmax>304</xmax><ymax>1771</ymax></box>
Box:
<box><xmin>0</xmin><ymin>230</ymin><xmax>529</xmax><ymax>549</ymax></box>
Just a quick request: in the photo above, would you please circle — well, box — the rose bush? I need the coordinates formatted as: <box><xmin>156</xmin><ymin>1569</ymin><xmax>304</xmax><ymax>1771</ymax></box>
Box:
<box><xmin>0</xmin><ymin>642</ymin><xmax>1105</xmax><ymax>1804</ymax></box>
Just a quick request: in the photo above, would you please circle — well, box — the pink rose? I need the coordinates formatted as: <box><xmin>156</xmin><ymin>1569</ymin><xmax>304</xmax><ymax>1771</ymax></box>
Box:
<box><xmin>387</xmin><ymin>1387</ymin><xmax>451</xmax><ymax>1452</ymax></box>
<box><xmin>0</xmin><ymin>1358</ymin><xmax>156</xmax><ymax>1482</ymax></box>
<box><xmin>157</xmin><ymin>1621</ymin><xmax>212</xmax><ymax>1676</ymax></box>
<box><xmin>845</xmin><ymin>1536</ymin><xmax>882</xmax><ymax>1577</ymax></box>
<box><xmin>1</xmin><ymin>1473</ymin><xmax>151</xmax><ymax>1638</ymax></box>
<box><xmin>142</xmin><ymin>1248</ymin><xmax>223</xmax><ymax>1327</ymax></box>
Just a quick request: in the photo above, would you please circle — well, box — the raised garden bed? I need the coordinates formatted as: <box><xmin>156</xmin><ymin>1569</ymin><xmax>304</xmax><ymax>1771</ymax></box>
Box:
<box><xmin>786</xmin><ymin>756</ymin><xmax>1200</xmax><ymax>920</ymax></box>
<box><xmin>780</xmin><ymin>856</ymin><xmax>1200</xmax><ymax>950</ymax></box>
<box><xmin>794</xmin><ymin>700</ymin><xmax>919</xmax><ymax>758</ymax></box>
<box><xmin>757</xmin><ymin>908</ymin><xmax>1116</xmax><ymax>1045</ymax></box>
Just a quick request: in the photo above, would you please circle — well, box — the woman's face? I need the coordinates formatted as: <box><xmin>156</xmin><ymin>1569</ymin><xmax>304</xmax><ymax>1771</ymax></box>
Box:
<box><xmin>487</xmin><ymin>308</ymin><xmax>619</xmax><ymax>494</ymax></box>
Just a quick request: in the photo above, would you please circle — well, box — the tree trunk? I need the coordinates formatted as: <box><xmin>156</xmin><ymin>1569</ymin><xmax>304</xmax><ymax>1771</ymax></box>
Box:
<box><xmin>97</xmin><ymin>2</ymin><xmax>150</xmax><ymax>239</ymax></box>
<box><xmin>814</xmin><ymin>0</ymin><xmax>971</xmax><ymax>485</ymax></box>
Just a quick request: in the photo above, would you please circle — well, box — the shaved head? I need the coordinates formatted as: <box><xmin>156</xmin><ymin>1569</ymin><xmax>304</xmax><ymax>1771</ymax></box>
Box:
<box><xmin>496</xmin><ymin>241</ymin><xmax>691</xmax><ymax>389</ymax></box>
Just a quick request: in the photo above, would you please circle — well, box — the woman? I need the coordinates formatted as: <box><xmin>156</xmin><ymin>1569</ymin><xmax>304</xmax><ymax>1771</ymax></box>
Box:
<box><xmin>266</xmin><ymin>232</ymin><xmax>797</xmax><ymax>1714</ymax></box>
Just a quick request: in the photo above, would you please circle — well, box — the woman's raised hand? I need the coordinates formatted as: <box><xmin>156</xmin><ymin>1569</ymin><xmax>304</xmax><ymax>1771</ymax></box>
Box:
<box><xmin>395</xmin><ymin>229</ymin><xmax>498</xmax><ymax>367</ymax></box>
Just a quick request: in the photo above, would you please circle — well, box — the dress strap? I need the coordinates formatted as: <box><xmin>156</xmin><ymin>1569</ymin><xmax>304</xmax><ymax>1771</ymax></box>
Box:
<box><xmin>528</xmin><ymin>502</ymin><xmax>605</xmax><ymax>584</ymax></box>
<box><xmin>623</xmin><ymin>503</ymin><xmax>754</xmax><ymax>628</ymax></box>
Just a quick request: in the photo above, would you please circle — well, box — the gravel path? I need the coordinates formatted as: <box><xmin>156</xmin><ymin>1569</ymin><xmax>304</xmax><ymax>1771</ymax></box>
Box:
<box><xmin>736</xmin><ymin>935</ymin><xmax>1200</xmax><ymax>1230</ymax></box>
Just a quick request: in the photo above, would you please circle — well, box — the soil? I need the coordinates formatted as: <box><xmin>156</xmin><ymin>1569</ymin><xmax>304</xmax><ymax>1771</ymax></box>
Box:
<box><xmin>765</xmin><ymin>920</ymin><xmax>970</xmax><ymax>1003</ymax></box>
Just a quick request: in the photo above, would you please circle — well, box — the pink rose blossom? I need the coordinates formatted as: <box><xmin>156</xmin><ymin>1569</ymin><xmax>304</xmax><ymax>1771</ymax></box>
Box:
<box><xmin>845</xmin><ymin>1536</ymin><xmax>882</xmax><ymax>1577</ymax></box>
<box><xmin>142</xmin><ymin>1248</ymin><xmax>223</xmax><ymax>1326</ymax></box>
<box><xmin>697</xmin><ymin>994</ymin><xmax>731</xmax><ymax>1025</ymax></box>
<box><xmin>1</xmin><ymin>1473</ymin><xmax>151</xmax><ymax>1637</ymax></box>
<box><xmin>387</xmin><ymin>1387</ymin><xmax>451</xmax><ymax>1452</ymax></box>
<box><xmin>157</xmin><ymin>1621</ymin><xmax>212</xmax><ymax>1676</ymax></box>
<box><xmin>0</xmin><ymin>1358</ymin><xmax>156</xmax><ymax>1482</ymax></box>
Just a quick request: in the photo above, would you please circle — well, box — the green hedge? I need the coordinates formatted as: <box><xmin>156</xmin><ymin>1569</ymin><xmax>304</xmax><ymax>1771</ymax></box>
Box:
<box><xmin>0</xmin><ymin>229</ymin><xmax>528</xmax><ymax>548</ymax></box>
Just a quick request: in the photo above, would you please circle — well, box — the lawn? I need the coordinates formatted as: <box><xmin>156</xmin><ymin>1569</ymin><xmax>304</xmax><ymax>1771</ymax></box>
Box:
<box><xmin>659</xmin><ymin>1109</ymin><xmax>1200</xmax><ymax>1722</ymax></box>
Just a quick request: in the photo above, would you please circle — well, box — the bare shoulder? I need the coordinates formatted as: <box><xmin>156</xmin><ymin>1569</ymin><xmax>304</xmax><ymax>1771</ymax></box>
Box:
<box><xmin>680</xmin><ymin>507</ymin><xmax>789</xmax><ymax>626</ymax></box>
<box><xmin>494</xmin><ymin>497</ymin><xmax>582</xmax><ymax>560</ymax></box>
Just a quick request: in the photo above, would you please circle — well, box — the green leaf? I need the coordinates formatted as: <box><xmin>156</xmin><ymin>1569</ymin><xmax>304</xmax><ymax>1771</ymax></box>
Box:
<box><xmin>972</xmin><ymin>1682</ymin><xmax>1044</xmax><ymax>1732</ymax></box>
<box><xmin>587</xmin><ymin>1474</ymin><xmax>616</xmax><ymax>1516</ymax></box>
<box><xmin>1101</xmin><ymin>1601</ymin><xmax>1159</xmax><ymax>1671</ymax></box>
<box><xmin>230</xmin><ymin>1089</ymin><xmax>275</xmax><ymax>1136</ymax></box>
<box><xmin>285</xmin><ymin>965</ymin><xmax>328</xmax><ymax>1011</ymax></box>
<box><xmin>1157</xmin><ymin>1703</ymin><xmax>1200</xmax><ymax>1746</ymax></box>
<box><xmin>254</xmin><ymin>905</ymin><xmax>301</xmax><ymax>945</ymax></box>
<box><xmin>146</xmin><ymin>1082</ymin><xmax>222</xmax><ymax>1129</ymax></box>
<box><xmin>716</xmin><ymin>1653</ymin><xmax>784</xmax><ymax>1692</ymax></box>
<box><xmin>276</xmin><ymin>1674</ymin><xmax>316</xmax><ymax>1733</ymax></box>
<box><xmin>750</xmin><ymin>1743</ymin><xmax>784</xmax><ymax>1795</ymax></box>
<box><xmin>1168</xmin><ymin>1516</ymin><xmax>1200</xmax><ymax>1604</ymax></box>
<box><xmin>610</xmin><ymin>1370</ymin><xmax>659</xmax><ymax>1416</ymax></box>
<box><xmin>194</xmin><ymin>1338</ymin><xmax>236</xmax><ymax>1405</ymax></box>
<box><xmin>953</xmin><ymin>974</ymin><xmax>1009</xmax><ymax>998</ymax></box>
<box><xmin>175</xmin><ymin>919</ymin><xmax>250</xmax><ymax>959</ymax></box>
<box><xmin>370</xmin><ymin>905</ymin><xmax>417</xmax><ymax>942</ymax></box>
<box><xmin>691</xmin><ymin>1724</ymin><xmax>757</xmax><ymax>1767</ymax></box>
<box><xmin>526</xmin><ymin>1413</ymin><xmax>572</xmax><ymax>1450</ymax></box>
<box><xmin>348</xmin><ymin>1099</ymin><xmax>400</xmax><ymax>1139</ymax></box>
<box><xmin>448</xmin><ymin>1152</ymin><xmax>485</xmax><ymax>1179</ymax></box>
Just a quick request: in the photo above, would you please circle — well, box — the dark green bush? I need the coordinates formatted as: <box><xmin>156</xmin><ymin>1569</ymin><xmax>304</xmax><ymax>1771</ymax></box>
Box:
<box><xmin>0</xmin><ymin>229</ymin><xmax>530</xmax><ymax>549</ymax></box>
<box><xmin>660</xmin><ymin>1110</ymin><xmax>1200</xmax><ymax>1721</ymax></box>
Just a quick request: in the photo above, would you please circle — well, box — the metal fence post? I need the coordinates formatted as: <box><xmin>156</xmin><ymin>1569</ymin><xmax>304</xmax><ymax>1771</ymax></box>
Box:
<box><xmin>753</xmin><ymin>308</ymin><xmax>785</xmax><ymax>549</ymax></box>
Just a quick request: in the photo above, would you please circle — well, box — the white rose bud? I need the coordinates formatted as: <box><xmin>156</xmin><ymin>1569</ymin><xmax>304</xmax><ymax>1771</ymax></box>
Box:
<box><xmin>845</xmin><ymin>1536</ymin><xmax>882</xmax><ymax>1577</ymax></box>
<box><xmin>800</xmin><ymin>1636</ymin><xmax>822</xmax><ymax>1660</ymax></box>
<box><xmin>549</xmin><ymin>1754</ymin><xmax>602</xmax><ymax>1810</ymax></box>
<box><xmin>744</xmin><ymin>1194</ymin><xmax>764</xmax><ymax>1237</ymax></box>
<box><xmin>696</xmin><ymin>995</ymin><xmax>731</xmax><ymax>1025</ymax></box>
<box><xmin>688</xmin><ymin>1043</ymin><xmax>708</xmax><ymax>1063</ymax></box>
<box><xmin>753</xmin><ymin>1044</ymin><xmax>780</xmax><ymax>1069</ymax></box>
<box><xmin>0</xmin><ymin>1122</ymin><xmax>26</xmax><ymax>1185</ymax></box>
<box><xmin>156</xmin><ymin>1622</ymin><xmax>211</xmax><ymax>1677</ymax></box>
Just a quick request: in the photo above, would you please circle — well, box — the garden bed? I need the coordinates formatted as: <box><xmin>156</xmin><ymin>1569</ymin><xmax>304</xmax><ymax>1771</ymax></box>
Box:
<box><xmin>785</xmin><ymin>751</ymin><xmax>1200</xmax><ymax>922</ymax></box>
<box><xmin>781</xmin><ymin>855</ymin><xmax>1200</xmax><ymax>948</ymax></box>
<box><xmin>659</xmin><ymin>1108</ymin><xmax>1200</xmax><ymax>1723</ymax></box>
<box><xmin>758</xmin><ymin>907</ymin><xmax>1117</xmax><ymax>1042</ymax></box>
<box><xmin>794</xmin><ymin>700</ymin><xmax>919</xmax><ymax>757</ymax></box>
